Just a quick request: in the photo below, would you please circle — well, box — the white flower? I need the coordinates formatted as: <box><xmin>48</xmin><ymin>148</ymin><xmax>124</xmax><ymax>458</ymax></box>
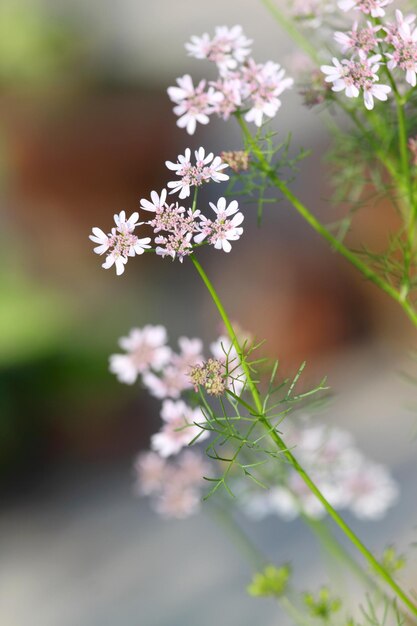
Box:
<box><xmin>185</xmin><ymin>25</ymin><xmax>252</xmax><ymax>74</ymax></box>
<box><xmin>134</xmin><ymin>451</ymin><xmax>167</xmax><ymax>495</ymax></box>
<box><xmin>343</xmin><ymin>460</ymin><xmax>399</xmax><ymax>520</ymax></box>
<box><xmin>135</xmin><ymin>450</ymin><xmax>210</xmax><ymax>519</ymax></box>
<box><xmin>195</xmin><ymin>197</ymin><xmax>244</xmax><ymax>253</ymax></box>
<box><xmin>143</xmin><ymin>365</ymin><xmax>190</xmax><ymax>398</ymax></box>
<box><xmin>139</xmin><ymin>189</ymin><xmax>167</xmax><ymax>213</ymax></box>
<box><xmin>89</xmin><ymin>210</ymin><xmax>151</xmax><ymax>276</ymax></box>
<box><xmin>151</xmin><ymin>400</ymin><xmax>208</xmax><ymax>457</ymax></box>
<box><xmin>166</xmin><ymin>148</ymin><xmax>229</xmax><ymax>199</ymax></box>
<box><xmin>109</xmin><ymin>325</ymin><xmax>171</xmax><ymax>384</ymax></box>
<box><xmin>321</xmin><ymin>52</ymin><xmax>391</xmax><ymax>110</ymax></box>
<box><xmin>154</xmin><ymin>485</ymin><xmax>201</xmax><ymax>519</ymax></box>
<box><xmin>243</xmin><ymin>59</ymin><xmax>294</xmax><ymax>127</ymax></box>
<box><xmin>386</xmin><ymin>13</ymin><xmax>417</xmax><ymax>87</ymax></box>
<box><xmin>167</xmin><ymin>74</ymin><xmax>222</xmax><ymax>135</ymax></box>
<box><xmin>338</xmin><ymin>0</ymin><xmax>392</xmax><ymax>18</ymax></box>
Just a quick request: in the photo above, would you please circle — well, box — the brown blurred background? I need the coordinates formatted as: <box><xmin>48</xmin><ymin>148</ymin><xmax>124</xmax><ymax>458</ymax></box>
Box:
<box><xmin>0</xmin><ymin>1</ymin><xmax>416</xmax><ymax>625</ymax></box>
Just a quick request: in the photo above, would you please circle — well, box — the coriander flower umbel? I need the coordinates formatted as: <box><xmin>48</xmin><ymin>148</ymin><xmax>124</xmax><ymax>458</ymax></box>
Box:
<box><xmin>242</xmin><ymin>59</ymin><xmax>294</xmax><ymax>127</ymax></box>
<box><xmin>334</xmin><ymin>21</ymin><xmax>381</xmax><ymax>54</ymax></box>
<box><xmin>109</xmin><ymin>325</ymin><xmax>171</xmax><ymax>384</ymax></box>
<box><xmin>386</xmin><ymin>11</ymin><xmax>417</xmax><ymax>87</ymax></box>
<box><xmin>167</xmin><ymin>74</ymin><xmax>222</xmax><ymax>135</ymax></box>
<box><xmin>134</xmin><ymin>450</ymin><xmax>211</xmax><ymax>519</ymax></box>
<box><xmin>89</xmin><ymin>211</ymin><xmax>151</xmax><ymax>275</ymax></box>
<box><xmin>166</xmin><ymin>147</ymin><xmax>229</xmax><ymax>199</ymax></box>
<box><xmin>185</xmin><ymin>25</ymin><xmax>252</xmax><ymax>75</ymax></box>
<box><xmin>151</xmin><ymin>399</ymin><xmax>208</xmax><ymax>457</ymax></box>
<box><xmin>338</xmin><ymin>0</ymin><xmax>392</xmax><ymax>18</ymax></box>
<box><xmin>321</xmin><ymin>52</ymin><xmax>391</xmax><ymax>110</ymax></box>
<box><xmin>194</xmin><ymin>197</ymin><xmax>244</xmax><ymax>253</ymax></box>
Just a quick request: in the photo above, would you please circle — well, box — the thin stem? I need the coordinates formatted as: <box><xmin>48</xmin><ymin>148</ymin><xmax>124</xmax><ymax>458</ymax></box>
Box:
<box><xmin>261</xmin><ymin>0</ymin><xmax>321</xmax><ymax>64</ymax></box>
<box><xmin>235</xmin><ymin>114</ymin><xmax>417</xmax><ymax>328</ymax></box>
<box><xmin>192</xmin><ymin>186</ymin><xmax>198</xmax><ymax>213</ymax></box>
<box><xmin>190</xmin><ymin>254</ymin><xmax>417</xmax><ymax>617</ymax></box>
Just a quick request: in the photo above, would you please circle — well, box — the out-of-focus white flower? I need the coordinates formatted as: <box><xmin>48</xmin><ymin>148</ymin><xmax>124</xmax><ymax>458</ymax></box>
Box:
<box><xmin>240</xmin><ymin>421</ymin><xmax>399</xmax><ymax>522</ymax></box>
<box><xmin>135</xmin><ymin>450</ymin><xmax>210</xmax><ymax>519</ymax></box>
<box><xmin>343</xmin><ymin>460</ymin><xmax>399</xmax><ymax>520</ymax></box>
<box><xmin>109</xmin><ymin>325</ymin><xmax>171</xmax><ymax>384</ymax></box>
<box><xmin>338</xmin><ymin>0</ymin><xmax>393</xmax><ymax>18</ymax></box>
<box><xmin>89</xmin><ymin>211</ymin><xmax>151</xmax><ymax>276</ymax></box>
<box><xmin>291</xmin><ymin>0</ymin><xmax>335</xmax><ymax>27</ymax></box>
<box><xmin>151</xmin><ymin>400</ymin><xmax>208</xmax><ymax>457</ymax></box>
<box><xmin>195</xmin><ymin>197</ymin><xmax>244</xmax><ymax>253</ymax></box>
<box><xmin>185</xmin><ymin>25</ymin><xmax>252</xmax><ymax>74</ymax></box>
<box><xmin>134</xmin><ymin>451</ymin><xmax>167</xmax><ymax>495</ymax></box>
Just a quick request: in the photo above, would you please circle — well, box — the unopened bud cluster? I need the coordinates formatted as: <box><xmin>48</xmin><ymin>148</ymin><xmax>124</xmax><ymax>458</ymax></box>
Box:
<box><xmin>190</xmin><ymin>358</ymin><xmax>226</xmax><ymax>396</ymax></box>
<box><xmin>220</xmin><ymin>150</ymin><xmax>250</xmax><ymax>172</ymax></box>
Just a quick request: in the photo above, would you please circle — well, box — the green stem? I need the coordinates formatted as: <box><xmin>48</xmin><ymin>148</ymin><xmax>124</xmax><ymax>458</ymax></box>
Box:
<box><xmin>235</xmin><ymin>114</ymin><xmax>417</xmax><ymax>329</ymax></box>
<box><xmin>190</xmin><ymin>253</ymin><xmax>417</xmax><ymax>617</ymax></box>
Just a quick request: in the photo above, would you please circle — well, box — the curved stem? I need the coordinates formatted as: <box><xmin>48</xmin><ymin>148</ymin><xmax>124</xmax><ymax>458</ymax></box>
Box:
<box><xmin>190</xmin><ymin>254</ymin><xmax>417</xmax><ymax>617</ymax></box>
<box><xmin>235</xmin><ymin>114</ymin><xmax>417</xmax><ymax>329</ymax></box>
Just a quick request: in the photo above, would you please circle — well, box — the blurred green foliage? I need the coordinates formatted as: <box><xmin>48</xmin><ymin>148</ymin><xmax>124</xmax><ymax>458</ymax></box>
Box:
<box><xmin>0</xmin><ymin>0</ymin><xmax>83</xmax><ymax>89</ymax></box>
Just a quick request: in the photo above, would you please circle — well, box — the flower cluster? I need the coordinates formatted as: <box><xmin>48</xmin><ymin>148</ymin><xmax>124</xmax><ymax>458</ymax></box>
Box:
<box><xmin>89</xmin><ymin>211</ymin><xmax>151</xmax><ymax>276</ymax></box>
<box><xmin>134</xmin><ymin>450</ymin><xmax>210</xmax><ymax>518</ymax></box>
<box><xmin>338</xmin><ymin>0</ymin><xmax>393</xmax><ymax>18</ymax></box>
<box><xmin>290</xmin><ymin>0</ymin><xmax>335</xmax><ymax>27</ymax></box>
<box><xmin>386</xmin><ymin>10</ymin><xmax>417</xmax><ymax>87</ymax></box>
<box><xmin>90</xmin><ymin>148</ymin><xmax>244</xmax><ymax>272</ymax></box>
<box><xmin>321</xmin><ymin>6</ymin><xmax>417</xmax><ymax>108</ymax></box>
<box><xmin>120</xmin><ymin>324</ymin><xmax>248</xmax><ymax>518</ymax></box>
<box><xmin>168</xmin><ymin>25</ymin><xmax>293</xmax><ymax>133</ymax></box>
<box><xmin>321</xmin><ymin>52</ymin><xmax>391</xmax><ymax>110</ymax></box>
<box><xmin>242</xmin><ymin>422</ymin><xmax>399</xmax><ymax>521</ymax></box>
<box><xmin>220</xmin><ymin>150</ymin><xmax>250</xmax><ymax>172</ymax></box>
<box><xmin>190</xmin><ymin>358</ymin><xmax>226</xmax><ymax>396</ymax></box>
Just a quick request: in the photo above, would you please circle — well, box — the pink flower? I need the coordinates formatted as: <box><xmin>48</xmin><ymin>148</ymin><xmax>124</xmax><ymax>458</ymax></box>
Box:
<box><xmin>166</xmin><ymin>147</ymin><xmax>229</xmax><ymax>199</ymax></box>
<box><xmin>210</xmin><ymin>76</ymin><xmax>243</xmax><ymax>120</ymax></box>
<box><xmin>109</xmin><ymin>325</ymin><xmax>171</xmax><ymax>384</ymax></box>
<box><xmin>195</xmin><ymin>197</ymin><xmax>244</xmax><ymax>253</ymax></box>
<box><xmin>135</xmin><ymin>450</ymin><xmax>211</xmax><ymax>519</ymax></box>
<box><xmin>151</xmin><ymin>400</ymin><xmax>208</xmax><ymax>457</ymax></box>
<box><xmin>89</xmin><ymin>211</ymin><xmax>151</xmax><ymax>276</ymax></box>
<box><xmin>185</xmin><ymin>25</ymin><xmax>252</xmax><ymax>74</ymax></box>
<box><xmin>242</xmin><ymin>59</ymin><xmax>294</xmax><ymax>127</ymax></box>
<box><xmin>143</xmin><ymin>365</ymin><xmax>190</xmax><ymax>398</ymax></box>
<box><xmin>321</xmin><ymin>52</ymin><xmax>391</xmax><ymax>109</ymax></box>
<box><xmin>134</xmin><ymin>451</ymin><xmax>167</xmax><ymax>495</ymax></box>
<box><xmin>334</xmin><ymin>21</ymin><xmax>381</xmax><ymax>54</ymax></box>
<box><xmin>386</xmin><ymin>11</ymin><xmax>417</xmax><ymax>87</ymax></box>
<box><xmin>338</xmin><ymin>0</ymin><xmax>392</xmax><ymax>18</ymax></box>
<box><xmin>167</xmin><ymin>74</ymin><xmax>222</xmax><ymax>135</ymax></box>
<box><xmin>139</xmin><ymin>189</ymin><xmax>167</xmax><ymax>213</ymax></box>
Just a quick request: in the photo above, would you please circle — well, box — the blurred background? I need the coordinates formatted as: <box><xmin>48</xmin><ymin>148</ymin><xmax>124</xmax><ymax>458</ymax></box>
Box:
<box><xmin>0</xmin><ymin>1</ymin><xmax>416</xmax><ymax>624</ymax></box>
